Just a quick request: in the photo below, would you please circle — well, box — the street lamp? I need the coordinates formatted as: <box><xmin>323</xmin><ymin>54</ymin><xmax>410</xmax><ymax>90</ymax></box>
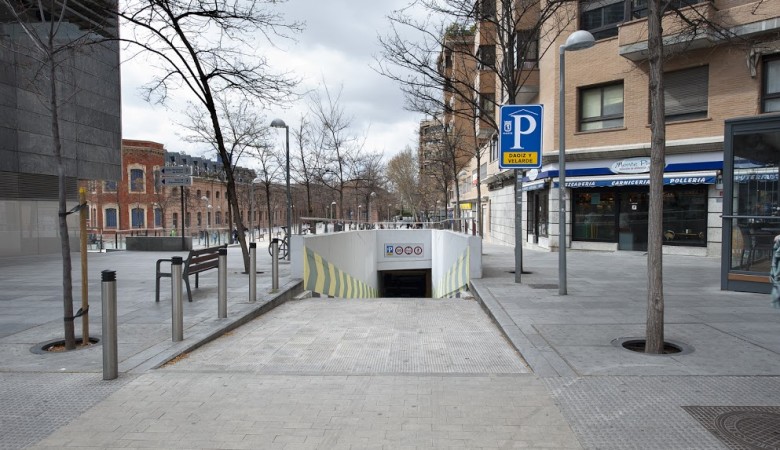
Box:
<box><xmin>358</xmin><ymin>205</ymin><xmax>362</xmax><ymax>224</ymax></box>
<box><xmin>558</xmin><ymin>30</ymin><xmax>595</xmax><ymax>295</ymax></box>
<box><xmin>270</xmin><ymin>118</ymin><xmax>291</xmax><ymax>260</ymax></box>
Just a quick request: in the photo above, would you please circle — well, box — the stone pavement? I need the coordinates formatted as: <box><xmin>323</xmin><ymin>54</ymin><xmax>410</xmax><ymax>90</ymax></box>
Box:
<box><xmin>1</xmin><ymin>241</ymin><xmax>779</xmax><ymax>449</ymax></box>
<box><xmin>471</xmin><ymin>243</ymin><xmax>780</xmax><ymax>449</ymax></box>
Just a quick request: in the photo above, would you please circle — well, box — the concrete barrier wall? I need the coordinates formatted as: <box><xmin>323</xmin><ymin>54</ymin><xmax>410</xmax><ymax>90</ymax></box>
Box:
<box><xmin>290</xmin><ymin>230</ymin><xmax>481</xmax><ymax>298</ymax></box>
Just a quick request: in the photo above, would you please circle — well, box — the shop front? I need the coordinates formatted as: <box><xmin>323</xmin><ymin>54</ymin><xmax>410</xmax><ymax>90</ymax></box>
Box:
<box><xmin>722</xmin><ymin>114</ymin><xmax>780</xmax><ymax>293</ymax></box>
<box><xmin>523</xmin><ymin>152</ymin><xmax>721</xmax><ymax>254</ymax></box>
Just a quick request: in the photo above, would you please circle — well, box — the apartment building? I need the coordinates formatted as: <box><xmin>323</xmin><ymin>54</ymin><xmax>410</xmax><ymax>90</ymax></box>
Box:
<box><xmin>445</xmin><ymin>0</ymin><xmax>780</xmax><ymax>276</ymax></box>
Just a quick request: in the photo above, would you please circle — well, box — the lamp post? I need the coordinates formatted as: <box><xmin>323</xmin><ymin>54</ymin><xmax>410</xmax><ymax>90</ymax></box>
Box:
<box><xmin>558</xmin><ymin>30</ymin><xmax>595</xmax><ymax>295</ymax></box>
<box><xmin>271</xmin><ymin>118</ymin><xmax>292</xmax><ymax>260</ymax></box>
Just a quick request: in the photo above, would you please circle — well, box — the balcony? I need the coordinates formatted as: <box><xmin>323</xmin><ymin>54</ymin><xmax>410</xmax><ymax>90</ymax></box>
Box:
<box><xmin>618</xmin><ymin>0</ymin><xmax>780</xmax><ymax>61</ymax></box>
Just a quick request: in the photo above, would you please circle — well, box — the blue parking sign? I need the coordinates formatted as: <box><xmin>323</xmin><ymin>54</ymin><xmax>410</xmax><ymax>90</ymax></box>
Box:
<box><xmin>499</xmin><ymin>104</ymin><xmax>543</xmax><ymax>169</ymax></box>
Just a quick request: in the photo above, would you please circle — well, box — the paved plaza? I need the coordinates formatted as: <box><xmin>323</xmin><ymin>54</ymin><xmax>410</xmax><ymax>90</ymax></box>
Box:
<box><xmin>0</xmin><ymin>242</ymin><xmax>779</xmax><ymax>449</ymax></box>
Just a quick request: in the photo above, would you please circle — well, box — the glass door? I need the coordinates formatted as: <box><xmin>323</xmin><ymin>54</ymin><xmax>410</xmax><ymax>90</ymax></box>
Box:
<box><xmin>618</xmin><ymin>191</ymin><xmax>649</xmax><ymax>251</ymax></box>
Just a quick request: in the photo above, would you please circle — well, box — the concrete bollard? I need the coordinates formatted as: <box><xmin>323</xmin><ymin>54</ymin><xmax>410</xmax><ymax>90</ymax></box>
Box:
<box><xmin>249</xmin><ymin>242</ymin><xmax>257</xmax><ymax>303</ymax></box>
<box><xmin>271</xmin><ymin>239</ymin><xmax>279</xmax><ymax>292</ymax></box>
<box><xmin>171</xmin><ymin>256</ymin><xmax>184</xmax><ymax>342</ymax></box>
<box><xmin>218</xmin><ymin>248</ymin><xmax>227</xmax><ymax>318</ymax></box>
<box><xmin>101</xmin><ymin>270</ymin><xmax>118</xmax><ymax>380</ymax></box>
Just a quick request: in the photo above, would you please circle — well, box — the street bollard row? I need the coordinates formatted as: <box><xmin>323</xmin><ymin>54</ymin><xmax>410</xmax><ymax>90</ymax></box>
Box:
<box><xmin>100</xmin><ymin>245</ymin><xmax>284</xmax><ymax>380</ymax></box>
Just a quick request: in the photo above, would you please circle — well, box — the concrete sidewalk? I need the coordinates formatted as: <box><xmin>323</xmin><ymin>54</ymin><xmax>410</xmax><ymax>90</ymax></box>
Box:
<box><xmin>1</xmin><ymin>242</ymin><xmax>779</xmax><ymax>449</ymax></box>
<box><xmin>472</xmin><ymin>243</ymin><xmax>780</xmax><ymax>449</ymax></box>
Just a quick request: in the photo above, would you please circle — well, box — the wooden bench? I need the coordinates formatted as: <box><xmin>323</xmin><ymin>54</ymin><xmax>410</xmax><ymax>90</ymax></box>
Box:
<box><xmin>155</xmin><ymin>245</ymin><xmax>227</xmax><ymax>302</ymax></box>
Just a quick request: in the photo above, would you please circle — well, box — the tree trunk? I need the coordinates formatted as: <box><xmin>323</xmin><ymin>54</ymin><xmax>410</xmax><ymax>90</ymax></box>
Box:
<box><xmin>645</xmin><ymin>0</ymin><xmax>666</xmax><ymax>354</ymax></box>
<box><xmin>49</xmin><ymin>49</ymin><xmax>75</xmax><ymax>350</ymax></box>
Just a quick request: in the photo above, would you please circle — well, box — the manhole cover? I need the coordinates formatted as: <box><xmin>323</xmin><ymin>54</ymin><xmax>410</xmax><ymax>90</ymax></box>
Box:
<box><xmin>684</xmin><ymin>406</ymin><xmax>780</xmax><ymax>449</ymax></box>
<box><xmin>528</xmin><ymin>284</ymin><xmax>558</xmax><ymax>290</ymax></box>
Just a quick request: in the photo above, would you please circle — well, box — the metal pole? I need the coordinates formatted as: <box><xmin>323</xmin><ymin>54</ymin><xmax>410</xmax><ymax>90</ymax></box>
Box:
<box><xmin>171</xmin><ymin>256</ymin><xmax>184</xmax><ymax>341</ymax></box>
<box><xmin>558</xmin><ymin>45</ymin><xmax>568</xmax><ymax>295</ymax></box>
<box><xmin>218</xmin><ymin>248</ymin><xmax>227</xmax><ymax>318</ymax></box>
<box><xmin>249</xmin><ymin>242</ymin><xmax>256</xmax><ymax>303</ymax></box>
<box><xmin>80</xmin><ymin>188</ymin><xmax>89</xmax><ymax>344</ymax></box>
<box><xmin>285</xmin><ymin>125</ymin><xmax>292</xmax><ymax>261</ymax></box>
<box><xmin>180</xmin><ymin>186</ymin><xmax>185</xmax><ymax>250</ymax></box>
<box><xmin>514</xmin><ymin>169</ymin><xmax>523</xmax><ymax>283</ymax></box>
<box><xmin>271</xmin><ymin>240</ymin><xmax>279</xmax><ymax>291</ymax></box>
<box><xmin>101</xmin><ymin>270</ymin><xmax>117</xmax><ymax>380</ymax></box>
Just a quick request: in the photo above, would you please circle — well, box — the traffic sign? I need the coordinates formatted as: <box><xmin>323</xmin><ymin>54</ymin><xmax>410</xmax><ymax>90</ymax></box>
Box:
<box><xmin>499</xmin><ymin>104</ymin><xmax>543</xmax><ymax>169</ymax></box>
<box><xmin>160</xmin><ymin>166</ymin><xmax>191</xmax><ymax>176</ymax></box>
<box><xmin>160</xmin><ymin>176</ymin><xmax>192</xmax><ymax>186</ymax></box>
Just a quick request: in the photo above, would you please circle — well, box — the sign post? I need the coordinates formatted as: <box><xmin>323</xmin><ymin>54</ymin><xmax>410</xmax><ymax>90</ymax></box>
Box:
<box><xmin>161</xmin><ymin>166</ymin><xmax>192</xmax><ymax>249</ymax></box>
<box><xmin>500</xmin><ymin>104</ymin><xmax>544</xmax><ymax>283</ymax></box>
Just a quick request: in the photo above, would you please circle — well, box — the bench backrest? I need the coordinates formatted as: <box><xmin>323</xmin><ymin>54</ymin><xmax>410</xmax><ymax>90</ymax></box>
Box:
<box><xmin>184</xmin><ymin>245</ymin><xmax>226</xmax><ymax>274</ymax></box>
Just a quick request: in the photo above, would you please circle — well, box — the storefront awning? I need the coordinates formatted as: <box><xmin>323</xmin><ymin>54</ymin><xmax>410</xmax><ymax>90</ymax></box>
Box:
<box><xmin>552</xmin><ymin>171</ymin><xmax>718</xmax><ymax>188</ymax></box>
<box><xmin>519</xmin><ymin>179</ymin><xmax>547</xmax><ymax>191</ymax></box>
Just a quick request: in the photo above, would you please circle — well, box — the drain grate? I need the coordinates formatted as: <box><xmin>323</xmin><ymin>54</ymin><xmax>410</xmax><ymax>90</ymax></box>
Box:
<box><xmin>683</xmin><ymin>406</ymin><xmax>780</xmax><ymax>450</ymax></box>
<box><xmin>528</xmin><ymin>284</ymin><xmax>558</xmax><ymax>290</ymax></box>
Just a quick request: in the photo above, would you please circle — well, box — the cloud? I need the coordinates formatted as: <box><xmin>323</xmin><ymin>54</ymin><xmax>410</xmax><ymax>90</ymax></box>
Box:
<box><xmin>121</xmin><ymin>1</ymin><xmax>425</xmax><ymax>162</ymax></box>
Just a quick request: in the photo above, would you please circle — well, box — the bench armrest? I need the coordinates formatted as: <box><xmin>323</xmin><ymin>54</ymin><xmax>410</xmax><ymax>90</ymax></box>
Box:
<box><xmin>156</xmin><ymin>258</ymin><xmax>173</xmax><ymax>275</ymax></box>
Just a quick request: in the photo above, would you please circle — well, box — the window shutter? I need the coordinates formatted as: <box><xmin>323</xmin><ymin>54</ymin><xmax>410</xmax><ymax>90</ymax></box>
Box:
<box><xmin>665</xmin><ymin>66</ymin><xmax>708</xmax><ymax>117</ymax></box>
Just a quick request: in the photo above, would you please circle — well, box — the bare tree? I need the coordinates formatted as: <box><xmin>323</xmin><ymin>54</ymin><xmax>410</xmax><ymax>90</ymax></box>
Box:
<box><xmin>0</xmin><ymin>0</ymin><xmax>118</xmax><ymax>349</ymax></box>
<box><xmin>181</xmin><ymin>94</ymin><xmax>270</xmax><ymax>269</ymax></box>
<box><xmin>117</xmin><ymin>0</ymin><xmax>301</xmax><ymax>270</ymax></box>
<box><xmin>290</xmin><ymin>115</ymin><xmax>323</xmax><ymax>229</ymax></box>
<box><xmin>377</xmin><ymin>0</ymin><xmax>570</xmax><ymax>237</ymax></box>
<box><xmin>309</xmin><ymin>84</ymin><xmax>365</xmax><ymax>220</ymax></box>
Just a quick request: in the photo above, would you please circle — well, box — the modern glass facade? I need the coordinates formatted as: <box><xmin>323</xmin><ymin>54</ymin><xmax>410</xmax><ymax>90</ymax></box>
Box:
<box><xmin>722</xmin><ymin>115</ymin><xmax>780</xmax><ymax>293</ymax></box>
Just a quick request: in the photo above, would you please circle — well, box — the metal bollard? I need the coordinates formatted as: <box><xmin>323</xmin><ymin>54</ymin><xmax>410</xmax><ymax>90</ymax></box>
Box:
<box><xmin>271</xmin><ymin>239</ymin><xmax>279</xmax><ymax>292</ymax></box>
<box><xmin>218</xmin><ymin>248</ymin><xmax>227</xmax><ymax>318</ymax></box>
<box><xmin>171</xmin><ymin>256</ymin><xmax>184</xmax><ymax>342</ymax></box>
<box><xmin>101</xmin><ymin>270</ymin><xmax>118</xmax><ymax>380</ymax></box>
<box><xmin>249</xmin><ymin>242</ymin><xmax>257</xmax><ymax>303</ymax></box>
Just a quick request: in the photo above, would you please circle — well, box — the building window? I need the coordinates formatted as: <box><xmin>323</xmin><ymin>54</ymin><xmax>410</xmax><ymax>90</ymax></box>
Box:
<box><xmin>477</xmin><ymin>45</ymin><xmax>495</xmax><ymax>70</ymax></box>
<box><xmin>185</xmin><ymin>212</ymin><xmax>191</xmax><ymax>227</ymax></box>
<box><xmin>104</xmin><ymin>180</ymin><xmax>117</xmax><ymax>192</ymax></box>
<box><xmin>478</xmin><ymin>0</ymin><xmax>495</xmax><ymax>19</ymax></box>
<box><xmin>154</xmin><ymin>208</ymin><xmax>163</xmax><ymax>227</ymax></box>
<box><xmin>216</xmin><ymin>191</ymin><xmax>220</xmax><ymax>199</ymax></box>
<box><xmin>762</xmin><ymin>55</ymin><xmax>780</xmax><ymax>113</ymax></box>
<box><xmin>153</xmin><ymin>170</ymin><xmax>161</xmax><ymax>193</ymax></box>
<box><xmin>216</xmin><ymin>211</ymin><xmax>222</xmax><ymax>225</ymax></box>
<box><xmin>580</xmin><ymin>82</ymin><xmax>624</xmax><ymax>131</ymax></box>
<box><xmin>580</xmin><ymin>0</ymin><xmax>624</xmax><ymax>40</ymax></box>
<box><xmin>105</xmin><ymin>208</ymin><xmax>117</xmax><ymax>228</ymax></box>
<box><xmin>131</xmin><ymin>207</ymin><xmax>144</xmax><ymax>228</ymax></box>
<box><xmin>197</xmin><ymin>211</ymin><xmax>202</xmax><ymax>227</ymax></box>
<box><xmin>130</xmin><ymin>168</ymin><xmax>144</xmax><ymax>192</ymax></box>
<box><xmin>573</xmin><ymin>190</ymin><xmax>617</xmax><ymax>241</ymax></box>
<box><xmin>490</xmin><ymin>136</ymin><xmax>498</xmax><ymax>162</ymax></box>
<box><xmin>172</xmin><ymin>212</ymin><xmax>178</xmax><ymax>228</ymax></box>
<box><xmin>516</xmin><ymin>30</ymin><xmax>539</xmax><ymax>69</ymax></box>
<box><xmin>664</xmin><ymin>66</ymin><xmax>708</xmax><ymax>122</ymax></box>
<box><xmin>479</xmin><ymin>93</ymin><xmax>496</xmax><ymax>122</ymax></box>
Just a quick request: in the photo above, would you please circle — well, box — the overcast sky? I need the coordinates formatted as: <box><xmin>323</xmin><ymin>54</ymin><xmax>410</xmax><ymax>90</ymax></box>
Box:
<box><xmin>120</xmin><ymin>0</ymin><xmax>427</xmax><ymax>164</ymax></box>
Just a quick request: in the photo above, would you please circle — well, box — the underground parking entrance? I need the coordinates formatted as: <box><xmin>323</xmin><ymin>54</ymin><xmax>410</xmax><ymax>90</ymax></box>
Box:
<box><xmin>379</xmin><ymin>269</ymin><xmax>432</xmax><ymax>298</ymax></box>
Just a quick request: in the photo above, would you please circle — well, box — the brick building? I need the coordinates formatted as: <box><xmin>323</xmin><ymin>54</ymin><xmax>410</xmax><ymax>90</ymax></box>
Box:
<box><xmin>442</xmin><ymin>0</ymin><xmax>780</xmax><ymax>268</ymax></box>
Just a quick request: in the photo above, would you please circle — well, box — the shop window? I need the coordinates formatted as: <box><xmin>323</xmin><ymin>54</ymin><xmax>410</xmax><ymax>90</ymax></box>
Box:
<box><xmin>154</xmin><ymin>208</ymin><xmax>163</xmax><ymax>227</ymax></box>
<box><xmin>105</xmin><ymin>208</ymin><xmax>117</xmax><ymax>228</ymax></box>
<box><xmin>130</xmin><ymin>169</ymin><xmax>144</xmax><ymax>192</ymax></box>
<box><xmin>572</xmin><ymin>190</ymin><xmax>617</xmax><ymax>241</ymax></box>
<box><xmin>661</xmin><ymin>186</ymin><xmax>708</xmax><ymax>247</ymax></box>
<box><xmin>664</xmin><ymin>66</ymin><xmax>708</xmax><ymax>122</ymax></box>
<box><xmin>580</xmin><ymin>82</ymin><xmax>624</xmax><ymax>131</ymax></box>
<box><xmin>762</xmin><ymin>55</ymin><xmax>780</xmax><ymax>113</ymax></box>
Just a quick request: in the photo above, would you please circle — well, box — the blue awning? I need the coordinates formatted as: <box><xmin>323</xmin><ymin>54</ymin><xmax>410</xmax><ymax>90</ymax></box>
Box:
<box><xmin>552</xmin><ymin>171</ymin><xmax>718</xmax><ymax>188</ymax></box>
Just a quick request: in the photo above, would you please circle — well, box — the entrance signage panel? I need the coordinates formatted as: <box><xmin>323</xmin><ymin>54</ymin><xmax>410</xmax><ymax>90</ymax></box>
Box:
<box><xmin>160</xmin><ymin>176</ymin><xmax>193</xmax><ymax>186</ymax></box>
<box><xmin>160</xmin><ymin>166</ymin><xmax>192</xmax><ymax>176</ymax></box>
<box><xmin>499</xmin><ymin>104</ymin><xmax>543</xmax><ymax>169</ymax></box>
<box><xmin>385</xmin><ymin>243</ymin><xmax>424</xmax><ymax>257</ymax></box>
